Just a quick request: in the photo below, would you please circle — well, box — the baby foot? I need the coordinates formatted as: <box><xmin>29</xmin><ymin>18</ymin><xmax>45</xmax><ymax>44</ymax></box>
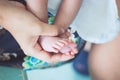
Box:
<box><xmin>39</xmin><ymin>36</ymin><xmax>78</xmax><ymax>54</ymax></box>
<box><xmin>59</xmin><ymin>40</ymin><xmax>78</xmax><ymax>55</ymax></box>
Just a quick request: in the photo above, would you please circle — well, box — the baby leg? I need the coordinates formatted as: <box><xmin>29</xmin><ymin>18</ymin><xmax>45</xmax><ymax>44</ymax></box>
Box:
<box><xmin>89</xmin><ymin>34</ymin><xmax>120</xmax><ymax>80</ymax></box>
<box><xmin>26</xmin><ymin>0</ymin><xmax>48</xmax><ymax>23</ymax></box>
<box><xmin>116</xmin><ymin>0</ymin><xmax>120</xmax><ymax>17</ymax></box>
<box><xmin>39</xmin><ymin>36</ymin><xmax>78</xmax><ymax>54</ymax></box>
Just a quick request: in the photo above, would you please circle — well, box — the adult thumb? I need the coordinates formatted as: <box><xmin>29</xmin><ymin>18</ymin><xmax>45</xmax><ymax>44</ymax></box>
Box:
<box><xmin>39</xmin><ymin>24</ymin><xmax>59</xmax><ymax>36</ymax></box>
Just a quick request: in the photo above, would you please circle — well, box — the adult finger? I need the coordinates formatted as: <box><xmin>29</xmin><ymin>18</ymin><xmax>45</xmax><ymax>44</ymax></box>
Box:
<box><xmin>39</xmin><ymin>24</ymin><xmax>59</xmax><ymax>36</ymax></box>
<box><xmin>50</xmin><ymin>53</ymin><xmax>75</xmax><ymax>63</ymax></box>
<box><xmin>24</xmin><ymin>44</ymin><xmax>74</xmax><ymax>63</ymax></box>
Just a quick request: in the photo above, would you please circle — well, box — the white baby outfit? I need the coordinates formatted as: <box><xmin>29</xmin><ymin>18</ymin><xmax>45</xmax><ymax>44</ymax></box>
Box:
<box><xmin>48</xmin><ymin>0</ymin><xmax>120</xmax><ymax>44</ymax></box>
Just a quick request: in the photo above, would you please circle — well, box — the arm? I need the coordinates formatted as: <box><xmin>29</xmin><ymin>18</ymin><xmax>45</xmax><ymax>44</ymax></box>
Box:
<box><xmin>26</xmin><ymin>0</ymin><xmax>48</xmax><ymax>23</ymax></box>
<box><xmin>0</xmin><ymin>0</ymin><xmax>58</xmax><ymax>37</ymax></box>
<box><xmin>54</xmin><ymin>0</ymin><xmax>82</xmax><ymax>31</ymax></box>
<box><xmin>0</xmin><ymin>0</ymin><xmax>74</xmax><ymax>63</ymax></box>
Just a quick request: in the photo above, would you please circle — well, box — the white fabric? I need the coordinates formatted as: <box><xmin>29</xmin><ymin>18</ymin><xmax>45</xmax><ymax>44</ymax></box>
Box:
<box><xmin>48</xmin><ymin>0</ymin><xmax>120</xmax><ymax>44</ymax></box>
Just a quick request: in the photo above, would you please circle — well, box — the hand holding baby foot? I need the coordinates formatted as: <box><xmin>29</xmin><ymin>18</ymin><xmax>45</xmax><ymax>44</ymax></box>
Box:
<box><xmin>39</xmin><ymin>36</ymin><xmax>78</xmax><ymax>55</ymax></box>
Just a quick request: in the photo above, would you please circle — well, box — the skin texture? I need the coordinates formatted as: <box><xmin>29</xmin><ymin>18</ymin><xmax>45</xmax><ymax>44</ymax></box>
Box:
<box><xmin>0</xmin><ymin>0</ymin><xmax>74</xmax><ymax>63</ymax></box>
<box><xmin>26</xmin><ymin>0</ymin><xmax>81</xmax><ymax>55</ymax></box>
<box><xmin>89</xmin><ymin>1</ymin><xmax>120</xmax><ymax>79</ymax></box>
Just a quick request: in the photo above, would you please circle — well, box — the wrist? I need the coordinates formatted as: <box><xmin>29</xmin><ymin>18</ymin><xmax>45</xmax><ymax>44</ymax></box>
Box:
<box><xmin>53</xmin><ymin>23</ymin><xmax>68</xmax><ymax>34</ymax></box>
<box><xmin>59</xmin><ymin>27</ymin><xmax>66</xmax><ymax>34</ymax></box>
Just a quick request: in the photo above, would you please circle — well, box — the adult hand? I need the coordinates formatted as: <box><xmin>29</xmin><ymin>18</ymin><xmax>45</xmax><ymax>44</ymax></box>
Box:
<box><xmin>0</xmin><ymin>0</ymin><xmax>74</xmax><ymax>63</ymax></box>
